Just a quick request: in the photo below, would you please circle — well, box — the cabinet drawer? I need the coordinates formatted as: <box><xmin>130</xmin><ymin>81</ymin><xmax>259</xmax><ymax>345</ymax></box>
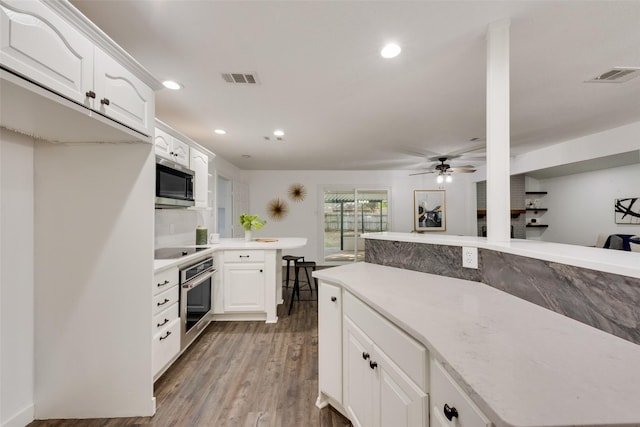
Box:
<box><xmin>153</xmin><ymin>267</ymin><xmax>179</xmax><ymax>295</ymax></box>
<box><xmin>152</xmin><ymin>318</ymin><xmax>180</xmax><ymax>377</ymax></box>
<box><xmin>431</xmin><ymin>358</ymin><xmax>490</xmax><ymax>427</ymax></box>
<box><xmin>152</xmin><ymin>302</ymin><xmax>179</xmax><ymax>333</ymax></box>
<box><xmin>153</xmin><ymin>285</ymin><xmax>179</xmax><ymax>316</ymax></box>
<box><xmin>223</xmin><ymin>250</ymin><xmax>265</xmax><ymax>263</ymax></box>
<box><xmin>344</xmin><ymin>291</ymin><xmax>427</xmax><ymax>390</ymax></box>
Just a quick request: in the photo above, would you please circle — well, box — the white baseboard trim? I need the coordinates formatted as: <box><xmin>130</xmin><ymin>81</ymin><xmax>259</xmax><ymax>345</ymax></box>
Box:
<box><xmin>2</xmin><ymin>403</ymin><xmax>34</xmax><ymax>427</ymax></box>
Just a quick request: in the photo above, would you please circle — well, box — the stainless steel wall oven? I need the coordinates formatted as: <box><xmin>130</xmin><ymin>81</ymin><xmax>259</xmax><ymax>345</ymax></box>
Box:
<box><xmin>180</xmin><ymin>256</ymin><xmax>215</xmax><ymax>349</ymax></box>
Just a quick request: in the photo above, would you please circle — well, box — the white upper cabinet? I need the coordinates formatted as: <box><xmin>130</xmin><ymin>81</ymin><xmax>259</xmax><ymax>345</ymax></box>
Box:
<box><xmin>0</xmin><ymin>0</ymin><xmax>93</xmax><ymax>104</ymax></box>
<box><xmin>189</xmin><ymin>147</ymin><xmax>208</xmax><ymax>208</ymax></box>
<box><xmin>0</xmin><ymin>0</ymin><xmax>159</xmax><ymax>139</ymax></box>
<box><xmin>94</xmin><ymin>47</ymin><xmax>154</xmax><ymax>136</ymax></box>
<box><xmin>154</xmin><ymin>127</ymin><xmax>189</xmax><ymax>167</ymax></box>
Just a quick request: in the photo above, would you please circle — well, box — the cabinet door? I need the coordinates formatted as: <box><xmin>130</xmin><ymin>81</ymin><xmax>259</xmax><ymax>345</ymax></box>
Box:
<box><xmin>171</xmin><ymin>137</ymin><xmax>189</xmax><ymax>167</ymax></box>
<box><xmin>343</xmin><ymin>316</ymin><xmax>375</xmax><ymax>427</ymax></box>
<box><xmin>190</xmin><ymin>147</ymin><xmax>208</xmax><ymax>208</ymax></box>
<box><xmin>154</xmin><ymin>128</ymin><xmax>173</xmax><ymax>160</ymax></box>
<box><xmin>0</xmin><ymin>0</ymin><xmax>93</xmax><ymax>104</ymax></box>
<box><xmin>223</xmin><ymin>263</ymin><xmax>265</xmax><ymax>312</ymax></box>
<box><xmin>375</xmin><ymin>345</ymin><xmax>428</xmax><ymax>427</ymax></box>
<box><xmin>93</xmin><ymin>47</ymin><xmax>154</xmax><ymax>136</ymax></box>
<box><xmin>318</xmin><ymin>281</ymin><xmax>343</xmax><ymax>404</ymax></box>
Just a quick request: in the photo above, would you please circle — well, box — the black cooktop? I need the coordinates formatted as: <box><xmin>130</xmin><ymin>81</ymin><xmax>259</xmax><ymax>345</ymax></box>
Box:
<box><xmin>154</xmin><ymin>247</ymin><xmax>207</xmax><ymax>260</ymax></box>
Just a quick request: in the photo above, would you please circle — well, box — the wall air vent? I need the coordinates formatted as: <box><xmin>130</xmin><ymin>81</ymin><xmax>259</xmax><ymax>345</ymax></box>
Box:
<box><xmin>221</xmin><ymin>73</ymin><xmax>259</xmax><ymax>84</ymax></box>
<box><xmin>586</xmin><ymin>67</ymin><xmax>640</xmax><ymax>83</ymax></box>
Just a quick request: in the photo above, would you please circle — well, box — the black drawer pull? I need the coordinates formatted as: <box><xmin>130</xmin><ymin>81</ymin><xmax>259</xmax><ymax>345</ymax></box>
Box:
<box><xmin>369</xmin><ymin>360</ymin><xmax>378</xmax><ymax>370</ymax></box>
<box><xmin>157</xmin><ymin>298</ymin><xmax>170</xmax><ymax>306</ymax></box>
<box><xmin>157</xmin><ymin>279</ymin><xmax>170</xmax><ymax>287</ymax></box>
<box><xmin>157</xmin><ymin>318</ymin><xmax>169</xmax><ymax>327</ymax></box>
<box><xmin>239</xmin><ymin>255</ymin><xmax>250</xmax><ymax>258</ymax></box>
<box><xmin>444</xmin><ymin>404</ymin><xmax>459</xmax><ymax>421</ymax></box>
<box><xmin>331</xmin><ymin>296</ymin><xmax>337</xmax><ymax>302</ymax></box>
<box><xmin>362</xmin><ymin>352</ymin><xmax>370</xmax><ymax>360</ymax></box>
<box><xmin>159</xmin><ymin>331</ymin><xmax>171</xmax><ymax>341</ymax></box>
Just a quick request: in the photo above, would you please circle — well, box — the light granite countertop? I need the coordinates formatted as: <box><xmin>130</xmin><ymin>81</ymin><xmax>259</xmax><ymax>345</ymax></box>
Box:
<box><xmin>154</xmin><ymin>237</ymin><xmax>307</xmax><ymax>272</ymax></box>
<box><xmin>314</xmin><ymin>262</ymin><xmax>640</xmax><ymax>427</ymax></box>
<box><xmin>364</xmin><ymin>232</ymin><xmax>640</xmax><ymax>279</ymax></box>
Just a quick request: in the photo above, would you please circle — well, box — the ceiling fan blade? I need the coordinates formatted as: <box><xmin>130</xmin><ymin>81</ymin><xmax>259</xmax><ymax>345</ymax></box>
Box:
<box><xmin>409</xmin><ymin>171</ymin><xmax>436</xmax><ymax>176</ymax></box>
<box><xmin>449</xmin><ymin>167</ymin><xmax>477</xmax><ymax>173</ymax></box>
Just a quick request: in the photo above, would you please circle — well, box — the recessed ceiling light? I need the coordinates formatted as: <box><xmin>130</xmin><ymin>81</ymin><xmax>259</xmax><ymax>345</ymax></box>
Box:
<box><xmin>214</xmin><ymin>129</ymin><xmax>226</xmax><ymax>135</ymax></box>
<box><xmin>162</xmin><ymin>80</ymin><xmax>182</xmax><ymax>90</ymax></box>
<box><xmin>380</xmin><ymin>43</ymin><xmax>401</xmax><ymax>59</ymax></box>
<box><xmin>273</xmin><ymin>130</ymin><xmax>285</xmax><ymax>137</ymax></box>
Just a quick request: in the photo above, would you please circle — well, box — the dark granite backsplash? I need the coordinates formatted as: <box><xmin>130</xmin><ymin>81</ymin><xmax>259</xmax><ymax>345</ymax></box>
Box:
<box><xmin>365</xmin><ymin>239</ymin><xmax>640</xmax><ymax>345</ymax></box>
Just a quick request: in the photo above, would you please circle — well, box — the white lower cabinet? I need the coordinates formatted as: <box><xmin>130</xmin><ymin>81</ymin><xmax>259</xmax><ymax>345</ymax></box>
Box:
<box><xmin>223</xmin><ymin>262</ymin><xmax>265</xmax><ymax>312</ymax></box>
<box><xmin>430</xmin><ymin>358</ymin><xmax>490</xmax><ymax>427</ymax></box>
<box><xmin>152</xmin><ymin>268</ymin><xmax>180</xmax><ymax>378</ymax></box>
<box><xmin>318</xmin><ymin>282</ymin><xmax>343</xmax><ymax>405</ymax></box>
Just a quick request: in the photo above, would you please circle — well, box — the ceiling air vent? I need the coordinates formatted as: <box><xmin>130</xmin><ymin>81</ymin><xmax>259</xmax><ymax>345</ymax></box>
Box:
<box><xmin>586</xmin><ymin>67</ymin><xmax>640</xmax><ymax>83</ymax></box>
<box><xmin>221</xmin><ymin>73</ymin><xmax>259</xmax><ymax>84</ymax></box>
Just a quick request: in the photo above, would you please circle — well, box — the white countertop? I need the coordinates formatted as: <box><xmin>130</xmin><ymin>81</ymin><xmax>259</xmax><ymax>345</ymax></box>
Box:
<box><xmin>364</xmin><ymin>232</ymin><xmax>640</xmax><ymax>279</ymax></box>
<box><xmin>314</xmin><ymin>262</ymin><xmax>640</xmax><ymax>427</ymax></box>
<box><xmin>154</xmin><ymin>237</ymin><xmax>307</xmax><ymax>272</ymax></box>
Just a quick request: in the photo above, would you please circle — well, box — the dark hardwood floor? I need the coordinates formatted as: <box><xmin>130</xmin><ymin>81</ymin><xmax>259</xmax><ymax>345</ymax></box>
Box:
<box><xmin>28</xmin><ymin>283</ymin><xmax>351</xmax><ymax>427</ymax></box>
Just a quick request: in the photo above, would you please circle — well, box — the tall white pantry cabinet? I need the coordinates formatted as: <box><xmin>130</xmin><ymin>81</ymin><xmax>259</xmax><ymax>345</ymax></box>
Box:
<box><xmin>1</xmin><ymin>0</ymin><xmax>162</xmax><ymax>422</ymax></box>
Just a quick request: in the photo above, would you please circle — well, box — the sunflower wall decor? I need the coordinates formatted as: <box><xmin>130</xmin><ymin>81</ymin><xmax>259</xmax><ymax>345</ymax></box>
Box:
<box><xmin>267</xmin><ymin>198</ymin><xmax>289</xmax><ymax>221</ymax></box>
<box><xmin>288</xmin><ymin>183</ymin><xmax>306</xmax><ymax>202</ymax></box>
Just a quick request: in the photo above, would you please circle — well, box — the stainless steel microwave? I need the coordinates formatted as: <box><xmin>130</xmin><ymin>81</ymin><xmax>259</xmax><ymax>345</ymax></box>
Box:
<box><xmin>155</xmin><ymin>156</ymin><xmax>195</xmax><ymax>208</ymax></box>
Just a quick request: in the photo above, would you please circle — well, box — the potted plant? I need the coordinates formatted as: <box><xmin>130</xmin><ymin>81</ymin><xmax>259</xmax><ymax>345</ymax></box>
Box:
<box><xmin>238</xmin><ymin>213</ymin><xmax>266</xmax><ymax>241</ymax></box>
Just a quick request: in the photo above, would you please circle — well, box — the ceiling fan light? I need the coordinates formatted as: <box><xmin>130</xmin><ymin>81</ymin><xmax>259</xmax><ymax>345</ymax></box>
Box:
<box><xmin>446</xmin><ymin>174</ymin><xmax>452</xmax><ymax>183</ymax></box>
<box><xmin>436</xmin><ymin>175</ymin><xmax>444</xmax><ymax>184</ymax></box>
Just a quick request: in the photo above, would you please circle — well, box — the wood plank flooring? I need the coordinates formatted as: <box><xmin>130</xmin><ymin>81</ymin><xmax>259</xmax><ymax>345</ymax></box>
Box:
<box><xmin>28</xmin><ymin>283</ymin><xmax>351</xmax><ymax>427</ymax></box>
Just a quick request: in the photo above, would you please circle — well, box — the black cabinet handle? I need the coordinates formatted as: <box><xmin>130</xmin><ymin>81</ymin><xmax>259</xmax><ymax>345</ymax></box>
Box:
<box><xmin>259</xmin><ymin>269</ymin><xmax>263</xmax><ymax>273</ymax></box>
<box><xmin>369</xmin><ymin>360</ymin><xmax>378</xmax><ymax>370</ymax></box>
<box><xmin>444</xmin><ymin>404</ymin><xmax>459</xmax><ymax>421</ymax></box>
<box><xmin>159</xmin><ymin>331</ymin><xmax>171</xmax><ymax>341</ymax></box>
<box><xmin>157</xmin><ymin>318</ymin><xmax>169</xmax><ymax>327</ymax></box>
<box><xmin>331</xmin><ymin>296</ymin><xmax>337</xmax><ymax>302</ymax></box>
<box><xmin>362</xmin><ymin>352</ymin><xmax>370</xmax><ymax>360</ymax></box>
<box><xmin>157</xmin><ymin>298</ymin><xmax>170</xmax><ymax>306</ymax></box>
<box><xmin>85</xmin><ymin>90</ymin><xmax>96</xmax><ymax>99</ymax></box>
<box><xmin>157</xmin><ymin>279</ymin><xmax>170</xmax><ymax>287</ymax></box>
<box><xmin>100</xmin><ymin>98</ymin><xmax>110</xmax><ymax>106</ymax></box>
<box><xmin>239</xmin><ymin>255</ymin><xmax>250</xmax><ymax>258</ymax></box>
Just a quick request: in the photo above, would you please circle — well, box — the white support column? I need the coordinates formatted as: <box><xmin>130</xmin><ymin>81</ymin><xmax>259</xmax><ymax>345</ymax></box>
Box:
<box><xmin>486</xmin><ymin>19</ymin><xmax>511</xmax><ymax>242</ymax></box>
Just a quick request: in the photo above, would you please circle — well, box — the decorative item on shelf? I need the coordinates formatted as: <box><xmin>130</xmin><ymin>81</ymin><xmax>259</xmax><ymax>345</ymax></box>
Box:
<box><xmin>267</xmin><ymin>197</ymin><xmax>289</xmax><ymax>221</ymax></box>
<box><xmin>196</xmin><ymin>225</ymin><xmax>208</xmax><ymax>245</ymax></box>
<box><xmin>239</xmin><ymin>213</ymin><xmax>266</xmax><ymax>241</ymax></box>
<box><xmin>288</xmin><ymin>183</ymin><xmax>306</xmax><ymax>202</ymax></box>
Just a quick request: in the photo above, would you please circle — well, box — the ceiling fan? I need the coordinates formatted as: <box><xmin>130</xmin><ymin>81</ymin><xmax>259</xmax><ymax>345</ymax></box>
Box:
<box><xmin>409</xmin><ymin>157</ymin><xmax>477</xmax><ymax>178</ymax></box>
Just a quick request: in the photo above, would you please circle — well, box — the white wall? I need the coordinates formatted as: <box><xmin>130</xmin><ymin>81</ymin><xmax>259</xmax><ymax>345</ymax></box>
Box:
<box><xmin>531</xmin><ymin>163</ymin><xmax>640</xmax><ymax>246</ymax></box>
<box><xmin>0</xmin><ymin>129</ymin><xmax>35</xmax><ymax>427</ymax></box>
<box><xmin>245</xmin><ymin>170</ymin><xmax>476</xmax><ymax>263</ymax></box>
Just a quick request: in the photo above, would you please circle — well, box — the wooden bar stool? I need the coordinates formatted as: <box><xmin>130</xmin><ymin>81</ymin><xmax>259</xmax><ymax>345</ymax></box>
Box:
<box><xmin>288</xmin><ymin>260</ymin><xmax>317</xmax><ymax>315</ymax></box>
<box><xmin>282</xmin><ymin>255</ymin><xmax>304</xmax><ymax>288</ymax></box>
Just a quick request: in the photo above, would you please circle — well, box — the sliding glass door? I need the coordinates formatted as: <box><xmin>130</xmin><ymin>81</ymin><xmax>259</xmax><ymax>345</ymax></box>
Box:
<box><xmin>322</xmin><ymin>188</ymin><xmax>389</xmax><ymax>263</ymax></box>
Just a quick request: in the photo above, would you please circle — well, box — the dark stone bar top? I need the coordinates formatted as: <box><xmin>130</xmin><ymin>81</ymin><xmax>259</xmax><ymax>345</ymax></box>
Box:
<box><xmin>363</xmin><ymin>232</ymin><xmax>640</xmax><ymax>346</ymax></box>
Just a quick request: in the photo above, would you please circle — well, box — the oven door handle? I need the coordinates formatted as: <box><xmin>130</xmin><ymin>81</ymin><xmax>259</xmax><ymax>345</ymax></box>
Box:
<box><xmin>182</xmin><ymin>267</ymin><xmax>216</xmax><ymax>289</ymax></box>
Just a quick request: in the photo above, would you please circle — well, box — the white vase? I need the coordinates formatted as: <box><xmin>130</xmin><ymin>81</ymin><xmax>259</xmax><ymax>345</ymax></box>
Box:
<box><xmin>244</xmin><ymin>230</ymin><xmax>252</xmax><ymax>241</ymax></box>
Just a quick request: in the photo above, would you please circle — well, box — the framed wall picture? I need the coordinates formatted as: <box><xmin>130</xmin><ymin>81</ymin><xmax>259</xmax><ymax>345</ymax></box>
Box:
<box><xmin>414</xmin><ymin>190</ymin><xmax>446</xmax><ymax>231</ymax></box>
<box><xmin>614</xmin><ymin>197</ymin><xmax>640</xmax><ymax>224</ymax></box>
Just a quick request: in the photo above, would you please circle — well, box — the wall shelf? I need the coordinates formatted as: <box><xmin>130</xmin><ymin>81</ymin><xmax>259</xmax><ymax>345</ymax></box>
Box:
<box><xmin>525</xmin><ymin>191</ymin><xmax>548</xmax><ymax>195</ymax></box>
<box><xmin>477</xmin><ymin>209</ymin><xmax>526</xmax><ymax>219</ymax></box>
<box><xmin>526</xmin><ymin>208</ymin><xmax>548</xmax><ymax>212</ymax></box>
<box><xmin>526</xmin><ymin>224</ymin><xmax>549</xmax><ymax>228</ymax></box>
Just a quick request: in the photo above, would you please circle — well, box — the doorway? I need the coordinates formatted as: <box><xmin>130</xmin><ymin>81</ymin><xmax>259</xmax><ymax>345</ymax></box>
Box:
<box><xmin>322</xmin><ymin>188</ymin><xmax>389</xmax><ymax>263</ymax></box>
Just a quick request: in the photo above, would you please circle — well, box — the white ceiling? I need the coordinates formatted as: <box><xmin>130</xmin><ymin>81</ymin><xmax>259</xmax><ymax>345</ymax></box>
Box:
<box><xmin>70</xmin><ymin>0</ymin><xmax>640</xmax><ymax>171</ymax></box>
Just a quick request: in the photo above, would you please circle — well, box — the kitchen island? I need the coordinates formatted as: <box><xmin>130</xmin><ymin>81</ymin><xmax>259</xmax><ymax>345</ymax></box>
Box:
<box><xmin>314</xmin><ymin>261</ymin><xmax>640</xmax><ymax>427</ymax></box>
